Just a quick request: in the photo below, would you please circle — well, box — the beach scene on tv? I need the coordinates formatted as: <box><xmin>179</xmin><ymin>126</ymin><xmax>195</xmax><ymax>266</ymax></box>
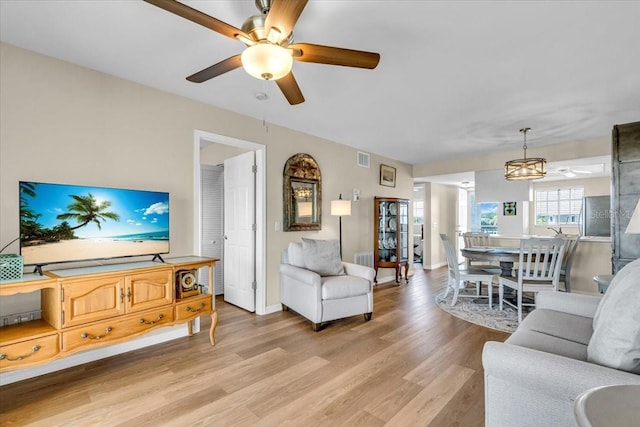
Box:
<box><xmin>20</xmin><ymin>181</ymin><xmax>169</xmax><ymax>266</ymax></box>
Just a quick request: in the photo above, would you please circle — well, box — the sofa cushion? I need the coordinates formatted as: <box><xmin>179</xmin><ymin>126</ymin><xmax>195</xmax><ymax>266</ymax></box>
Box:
<box><xmin>301</xmin><ymin>238</ymin><xmax>345</xmax><ymax>276</ymax></box>
<box><xmin>287</xmin><ymin>242</ymin><xmax>305</xmax><ymax>268</ymax></box>
<box><xmin>588</xmin><ymin>258</ymin><xmax>640</xmax><ymax>374</ymax></box>
<box><xmin>506</xmin><ymin>329</ymin><xmax>588</xmax><ymax>361</ymax></box>
<box><xmin>521</xmin><ymin>308</ymin><xmax>593</xmax><ymax>346</ymax></box>
<box><xmin>321</xmin><ymin>275</ymin><xmax>370</xmax><ymax>300</ymax></box>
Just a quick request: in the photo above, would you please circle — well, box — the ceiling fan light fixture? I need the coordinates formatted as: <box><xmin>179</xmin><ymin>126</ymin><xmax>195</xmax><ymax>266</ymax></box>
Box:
<box><xmin>241</xmin><ymin>42</ymin><xmax>292</xmax><ymax>80</ymax></box>
<box><xmin>505</xmin><ymin>127</ymin><xmax>547</xmax><ymax>181</ymax></box>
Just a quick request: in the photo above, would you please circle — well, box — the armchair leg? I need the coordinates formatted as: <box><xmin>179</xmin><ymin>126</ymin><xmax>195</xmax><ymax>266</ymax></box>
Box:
<box><xmin>364</xmin><ymin>312</ymin><xmax>372</xmax><ymax>321</ymax></box>
<box><xmin>312</xmin><ymin>322</ymin><xmax>323</xmax><ymax>332</ymax></box>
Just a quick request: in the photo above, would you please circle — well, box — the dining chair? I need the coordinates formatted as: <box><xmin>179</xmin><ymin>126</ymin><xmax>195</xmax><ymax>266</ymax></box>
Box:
<box><xmin>558</xmin><ymin>234</ymin><xmax>580</xmax><ymax>292</ymax></box>
<box><xmin>440</xmin><ymin>234</ymin><xmax>496</xmax><ymax>306</ymax></box>
<box><xmin>462</xmin><ymin>232</ymin><xmax>502</xmax><ymax>274</ymax></box>
<box><xmin>498</xmin><ymin>237</ymin><xmax>567</xmax><ymax>323</ymax></box>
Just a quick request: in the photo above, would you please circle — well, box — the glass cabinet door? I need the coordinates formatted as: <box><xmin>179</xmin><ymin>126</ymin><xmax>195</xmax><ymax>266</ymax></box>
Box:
<box><xmin>399</xmin><ymin>200</ymin><xmax>409</xmax><ymax>261</ymax></box>
<box><xmin>374</xmin><ymin>197</ymin><xmax>409</xmax><ymax>283</ymax></box>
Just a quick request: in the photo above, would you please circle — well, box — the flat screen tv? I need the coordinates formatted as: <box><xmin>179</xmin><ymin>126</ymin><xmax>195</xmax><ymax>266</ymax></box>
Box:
<box><xmin>19</xmin><ymin>181</ymin><xmax>169</xmax><ymax>269</ymax></box>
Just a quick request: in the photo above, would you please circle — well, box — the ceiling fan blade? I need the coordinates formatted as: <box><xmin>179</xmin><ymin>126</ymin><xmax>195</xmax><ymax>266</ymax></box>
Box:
<box><xmin>144</xmin><ymin>0</ymin><xmax>250</xmax><ymax>41</ymax></box>
<box><xmin>289</xmin><ymin>43</ymin><xmax>380</xmax><ymax>69</ymax></box>
<box><xmin>186</xmin><ymin>55</ymin><xmax>242</xmax><ymax>83</ymax></box>
<box><xmin>276</xmin><ymin>72</ymin><xmax>305</xmax><ymax>105</ymax></box>
<box><xmin>264</xmin><ymin>0</ymin><xmax>308</xmax><ymax>43</ymax></box>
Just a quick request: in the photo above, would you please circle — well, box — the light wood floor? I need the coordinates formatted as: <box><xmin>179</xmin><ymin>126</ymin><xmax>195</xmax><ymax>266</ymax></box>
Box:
<box><xmin>0</xmin><ymin>266</ymin><xmax>509</xmax><ymax>426</ymax></box>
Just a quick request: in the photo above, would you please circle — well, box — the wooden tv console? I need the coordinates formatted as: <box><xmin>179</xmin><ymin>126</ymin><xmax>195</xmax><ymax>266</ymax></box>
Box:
<box><xmin>0</xmin><ymin>256</ymin><xmax>218</xmax><ymax>373</ymax></box>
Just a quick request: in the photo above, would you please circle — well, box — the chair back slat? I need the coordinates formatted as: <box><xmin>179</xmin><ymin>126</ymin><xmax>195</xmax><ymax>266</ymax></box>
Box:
<box><xmin>463</xmin><ymin>232</ymin><xmax>491</xmax><ymax>248</ymax></box>
<box><xmin>440</xmin><ymin>234</ymin><xmax>460</xmax><ymax>279</ymax></box>
<box><xmin>518</xmin><ymin>237</ymin><xmax>566</xmax><ymax>284</ymax></box>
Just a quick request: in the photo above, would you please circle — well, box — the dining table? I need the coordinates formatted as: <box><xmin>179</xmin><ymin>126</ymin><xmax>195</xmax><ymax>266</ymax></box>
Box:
<box><xmin>460</xmin><ymin>246</ymin><xmax>521</xmax><ymax>277</ymax></box>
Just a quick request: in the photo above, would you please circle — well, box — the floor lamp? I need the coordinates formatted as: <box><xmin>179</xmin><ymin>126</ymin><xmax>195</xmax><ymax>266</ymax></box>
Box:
<box><xmin>331</xmin><ymin>194</ymin><xmax>352</xmax><ymax>259</ymax></box>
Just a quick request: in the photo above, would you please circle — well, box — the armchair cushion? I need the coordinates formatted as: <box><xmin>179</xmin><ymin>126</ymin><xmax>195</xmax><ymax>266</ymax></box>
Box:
<box><xmin>301</xmin><ymin>238</ymin><xmax>345</xmax><ymax>276</ymax></box>
<box><xmin>588</xmin><ymin>258</ymin><xmax>640</xmax><ymax>374</ymax></box>
<box><xmin>321</xmin><ymin>275</ymin><xmax>371</xmax><ymax>300</ymax></box>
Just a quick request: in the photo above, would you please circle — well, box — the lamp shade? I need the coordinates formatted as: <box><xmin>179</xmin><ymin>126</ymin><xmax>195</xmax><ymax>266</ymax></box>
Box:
<box><xmin>625</xmin><ymin>200</ymin><xmax>640</xmax><ymax>234</ymax></box>
<box><xmin>241</xmin><ymin>42</ymin><xmax>293</xmax><ymax>80</ymax></box>
<box><xmin>331</xmin><ymin>199</ymin><xmax>351</xmax><ymax>216</ymax></box>
<box><xmin>504</xmin><ymin>158</ymin><xmax>547</xmax><ymax>180</ymax></box>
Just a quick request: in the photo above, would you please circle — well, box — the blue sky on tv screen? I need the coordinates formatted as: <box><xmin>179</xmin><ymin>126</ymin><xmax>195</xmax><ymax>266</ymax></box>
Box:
<box><xmin>21</xmin><ymin>182</ymin><xmax>169</xmax><ymax>239</ymax></box>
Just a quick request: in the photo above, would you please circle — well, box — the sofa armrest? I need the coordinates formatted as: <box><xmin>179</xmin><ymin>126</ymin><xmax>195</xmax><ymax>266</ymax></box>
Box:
<box><xmin>483</xmin><ymin>341</ymin><xmax>640</xmax><ymax>400</ymax></box>
<box><xmin>342</xmin><ymin>262</ymin><xmax>376</xmax><ymax>283</ymax></box>
<box><xmin>535</xmin><ymin>291</ymin><xmax>601</xmax><ymax>318</ymax></box>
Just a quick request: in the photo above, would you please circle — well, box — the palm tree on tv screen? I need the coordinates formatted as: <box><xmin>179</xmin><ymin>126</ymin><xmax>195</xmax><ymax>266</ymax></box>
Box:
<box><xmin>56</xmin><ymin>193</ymin><xmax>120</xmax><ymax>231</ymax></box>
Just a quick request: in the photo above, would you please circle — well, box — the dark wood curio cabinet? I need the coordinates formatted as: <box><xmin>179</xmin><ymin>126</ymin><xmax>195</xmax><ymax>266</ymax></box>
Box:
<box><xmin>374</xmin><ymin>197</ymin><xmax>409</xmax><ymax>283</ymax></box>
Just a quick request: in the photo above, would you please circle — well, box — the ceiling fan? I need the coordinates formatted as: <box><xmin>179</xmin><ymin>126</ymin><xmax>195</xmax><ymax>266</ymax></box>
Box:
<box><xmin>143</xmin><ymin>0</ymin><xmax>381</xmax><ymax>105</ymax></box>
<box><xmin>552</xmin><ymin>165</ymin><xmax>603</xmax><ymax>178</ymax></box>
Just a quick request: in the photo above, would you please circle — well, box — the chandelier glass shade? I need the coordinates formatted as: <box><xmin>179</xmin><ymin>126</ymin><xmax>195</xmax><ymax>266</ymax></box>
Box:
<box><xmin>241</xmin><ymin>42</ymin><xmax>293</xmax><ymax>81</ymax></box>
<box><xmin>505</xmin><ymin>128</ymin><xmax>547</xmax><ymax>180</ymax></box>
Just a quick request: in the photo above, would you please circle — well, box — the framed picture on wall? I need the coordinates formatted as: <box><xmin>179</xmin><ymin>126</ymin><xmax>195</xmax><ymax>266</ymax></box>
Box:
<box><xmin>380</xmin><ymin>164</ymin><xmax>396</xmax><ymax>187</ymax></box>
<box><xmin>503</xmin><ymin>201</ymin><xmax>517</xmax><ymax>216</ymax></box>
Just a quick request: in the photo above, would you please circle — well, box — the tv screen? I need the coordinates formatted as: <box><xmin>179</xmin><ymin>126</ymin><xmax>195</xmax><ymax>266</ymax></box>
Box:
<box><xmin>20</xmin><ymin>181</ymin><xmax>169</xmax><ymax>267</ymax></box>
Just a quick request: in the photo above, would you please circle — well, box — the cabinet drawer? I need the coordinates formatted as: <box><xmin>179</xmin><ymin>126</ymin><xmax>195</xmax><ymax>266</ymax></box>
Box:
<box><xmin>175</xmin><ymin>295</ymin><xmax>212</xmax><ymax>321</ymax></box>
<box><xmin>0</xmin><ymin>334</ymin><xmax>59</xmax><ymax>371</ymax></box>
<box><xmin>62</xmin><ymin>307</ymin><xmax>174</xmax><ymax>353</ymax></box>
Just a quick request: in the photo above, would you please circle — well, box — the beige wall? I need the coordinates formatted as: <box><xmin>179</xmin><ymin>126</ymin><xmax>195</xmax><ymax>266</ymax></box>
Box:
<box><xmin>0</xmin><ymin>43</ymin><xmax>412</xmax><ymax>309</ymax></box>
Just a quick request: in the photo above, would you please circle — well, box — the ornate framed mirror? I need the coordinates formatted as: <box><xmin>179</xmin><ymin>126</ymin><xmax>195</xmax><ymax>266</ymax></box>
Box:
<box><xmin>283</xmin><ymin>153</ymin><xmax>321</xmax><ymax>231</ymax></box>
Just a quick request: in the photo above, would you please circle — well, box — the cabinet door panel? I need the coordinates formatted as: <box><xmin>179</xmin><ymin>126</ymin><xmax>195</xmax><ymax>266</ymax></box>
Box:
<box><xmin>126</xmin><ymin>269</ymin><xmax>173</xmax><ymax>313</ymax></box>
<box><xmin>62</xmin><ymin>277</ymin><xmax>125</xmax><ymax>327</ymax></box>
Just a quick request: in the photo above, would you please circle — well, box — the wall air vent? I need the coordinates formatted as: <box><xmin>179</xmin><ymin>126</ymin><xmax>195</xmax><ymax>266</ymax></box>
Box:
<box><xmin>357</xmin><ymin>151</ymin><xmax>370</xmax><ymax>168</ymax></box>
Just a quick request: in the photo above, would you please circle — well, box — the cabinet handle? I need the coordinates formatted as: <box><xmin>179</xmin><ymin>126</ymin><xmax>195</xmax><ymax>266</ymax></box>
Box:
<box><xmin>139</xmin><ymin>313</ymin><xmax>164</xmax><ymax>325</ymax></box>
<box><xmin>127</xmin><ymin>288</ymin><xmax>132</xmax><ymax>302</ymax></box>
<box><xmin>120</xmin><ymin>288</ymin><xmax>125</xmax><ymax>304</ymax></box>
<box><xmin>0</xmin><ymin>345</ymin><xmax>41</xmax><ymax>361</ymax></box>
<box><xmin>185</xmin><ymin>302</ymin><xmax>206</xmax><ymax>313</ymax></box>
<box><xmin>81</xmin><ymin>326</ymin><xmax>113</xmax><ymax>340</ymax></box>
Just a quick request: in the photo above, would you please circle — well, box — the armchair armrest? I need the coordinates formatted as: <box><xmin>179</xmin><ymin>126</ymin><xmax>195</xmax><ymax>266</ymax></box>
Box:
<box><xmin>342</xmin><ymin>262</ymin><xmax>376</xmax><ymax>283</ymax></box>
<box><xmin>535</xmin><ymin>291</ymin><xmax>601</xmax><ymax>318</ymax></box>
<box><xmin>279</xmin><ymin>263</ymin><xmax>321</xmax><ymax>287</ymax></box>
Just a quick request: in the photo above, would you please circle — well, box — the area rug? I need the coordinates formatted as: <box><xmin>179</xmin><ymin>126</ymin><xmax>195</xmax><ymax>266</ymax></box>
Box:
<box><xmin>435</xmin><ymin>289</ymin><xmax>521</xmax><ymax>333</ymax></box>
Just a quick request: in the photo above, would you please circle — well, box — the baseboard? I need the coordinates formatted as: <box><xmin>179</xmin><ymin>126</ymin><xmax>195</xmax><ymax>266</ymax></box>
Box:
<box><xmin>0</xmin><ymin>324</ymin><xmax>190</xmax><ymax>386</ymax></box>
<box><xmin>263</xmin><ymin>303</ymin><xmax>283</xmax><ymax>315</ymax></box>
<box><xmin>424</xmin><ymin>261</ymin><xmax>447</xmax><ymax>270</ymax></box>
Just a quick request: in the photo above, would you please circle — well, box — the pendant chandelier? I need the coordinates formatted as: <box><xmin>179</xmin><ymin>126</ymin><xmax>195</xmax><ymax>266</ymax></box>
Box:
<box><xmin>504</xmin><ymin>127</ymin><xmax>547</xmax><ymax>180</ymax></box>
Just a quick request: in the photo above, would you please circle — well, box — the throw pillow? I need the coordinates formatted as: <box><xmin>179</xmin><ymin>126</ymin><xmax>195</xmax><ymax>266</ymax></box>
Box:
<box><xmin>587</xmin><ymin>258</ymin><xmax>640</xmax><ymax>374</ymax></box>
<box><xmin>287</xmin><ymin>242</ymin><xmax>305</xmax><ymax>268</ymax></box>
<box><xmin>301</xmin><ymin>238</ymin><xmax>344</xmax><ymax>276</ymax></box>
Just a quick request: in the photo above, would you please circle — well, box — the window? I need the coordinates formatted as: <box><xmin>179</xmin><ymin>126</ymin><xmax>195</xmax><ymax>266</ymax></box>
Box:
<box><xmin>469</xmin><ymin>193</ymin><xmax>498</xmax><ymax>234</ymax></box>
<box><xmin>413</xmin><ymin>200</ymin><xmax>424</xmax><ymax>225</ymax></box>
<box><xmin>535</xmin><ymin>187</ymin><xmax>584</xmax><ymax>225</ymax></box>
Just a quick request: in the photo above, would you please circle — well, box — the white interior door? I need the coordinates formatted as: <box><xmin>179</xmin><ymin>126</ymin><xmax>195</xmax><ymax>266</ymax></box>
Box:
<box><xmin>223</xmin><ymin>151</ymin><xmax>256</xmax><ymax>312</ymax></box>
<box><xmin>200</xmin><ymin>165</ymin><xmax>224</xmax><ymax>295</ymax></box>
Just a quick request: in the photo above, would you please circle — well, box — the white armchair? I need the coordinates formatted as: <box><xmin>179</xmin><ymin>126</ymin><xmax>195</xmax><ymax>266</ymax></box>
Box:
<box><xmin>280</xmin><ymin>240</ymin><xmax>375</xmax><ymax>331</ymax></box>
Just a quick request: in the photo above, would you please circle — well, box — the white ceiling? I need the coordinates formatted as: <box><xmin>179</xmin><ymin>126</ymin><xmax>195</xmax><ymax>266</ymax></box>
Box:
<box><xmin>1</xmin><ymin>1</ymin><xmax>639</xmax><ymax>166</ymax></box>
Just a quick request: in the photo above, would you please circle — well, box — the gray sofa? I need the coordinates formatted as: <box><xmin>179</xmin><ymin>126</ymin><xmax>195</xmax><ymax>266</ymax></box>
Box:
<box><xmin>280</xmin><ymin>240</ymin><xmax>375</xmax><ymax>331</ymax></box>
<box><xmin>483</xmin><ymin>258</ymin><xmax>640</xmax><ymax>426</ymax></box>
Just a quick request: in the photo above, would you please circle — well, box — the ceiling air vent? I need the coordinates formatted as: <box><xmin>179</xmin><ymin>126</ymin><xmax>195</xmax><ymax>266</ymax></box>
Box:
<box><xmin>357</xmin><ymin>151</ymin><xmax>370</xmax><ymax>168</ymax></box>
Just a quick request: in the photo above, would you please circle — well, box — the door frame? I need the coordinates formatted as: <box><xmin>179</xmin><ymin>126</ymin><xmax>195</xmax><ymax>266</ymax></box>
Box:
<box><xmin>193</xmin><ymin>130</ymin><xmax>267</xmax><ymax>315</ymax></box>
